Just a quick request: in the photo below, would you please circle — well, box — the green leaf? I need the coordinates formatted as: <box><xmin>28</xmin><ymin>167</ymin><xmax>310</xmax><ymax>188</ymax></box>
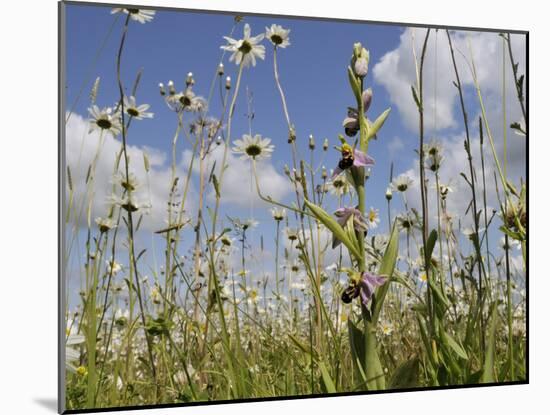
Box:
<box><xmin>367</xmin><ymin>108</ymin><xmax>391</xmax><ymax>140</ymax></box>
<box><xmin>303</xmin><ymin>199</ymin><xmax>361</xmax><ymax>260</ymax></box>
<box><xmin>389</xmin><ymin>356</ymin><xmax>420</xmax><ymax>389</ymax></box>
<box><xmin>426</xmin><ymin>229</ymin><xmax>438</xmax><ymax>261</ymax></box>
<box><xmin>372</xmin><ymin>220</ymin><xmax>399</xmax><ymax>322</ymax></box>
<box><xmin>318</xmin><ymin>361</ymin><xmax>337</xmax><ymax>393</ymax></box>
<box><xmin>428</xmin><ymin>278</ymin><xmax>450</xmax><ymax>318</ymax></box>
<box><xmin>347</xmin><ymin>66</ymin><xmax>361</xmax><ymax>103</ymax></box>
<box><xmin>348</xmin><ymin>319</ymin><xmax>367</xmax><ymax>383</ymax></box>
<box><xmin>481</xmin><ymin>302</ymin><xmax>498</xmax><ymax>383</ymax></box>
<box><xmin>442</xmin><ymin>330</ymin><xmax>468</xmax><ymax>360</ymax></box>
<box><xmin>411</xmin><ymin>85</ymin><xmax>422</xmax><ymax>110</ymax></box>
<box><xmin>212</xmin><ymin>174</ymin><xmax>220</xmax><ymax>198</ymax></box>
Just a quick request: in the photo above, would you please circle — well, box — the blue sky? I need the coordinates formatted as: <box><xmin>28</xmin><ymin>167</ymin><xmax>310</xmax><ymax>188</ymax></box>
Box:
<box><xmin>63</xmin><ymin>3</ymin><xmax>527</xmax><ymax>306</ymax></box>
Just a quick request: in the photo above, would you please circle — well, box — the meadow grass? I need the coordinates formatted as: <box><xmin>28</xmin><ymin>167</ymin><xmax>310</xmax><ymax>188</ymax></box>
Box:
<box><xmin>63</xmin><ymin>9</ymin><xmax>527</xmax><ymax>410</ymax></box>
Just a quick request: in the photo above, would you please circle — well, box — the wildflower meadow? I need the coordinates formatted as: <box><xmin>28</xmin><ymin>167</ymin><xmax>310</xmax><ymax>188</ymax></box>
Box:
<box><xmin>62</xmin><ymin>4</ymin><xmax>527</xmax><ymax>411</ymax></box>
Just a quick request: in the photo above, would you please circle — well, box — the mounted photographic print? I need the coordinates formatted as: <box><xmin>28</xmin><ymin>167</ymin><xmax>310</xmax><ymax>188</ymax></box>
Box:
<box><xmin>59</xmin><ymin>1</ymin><xmax>528</xmax><ymax>413</ymax></box>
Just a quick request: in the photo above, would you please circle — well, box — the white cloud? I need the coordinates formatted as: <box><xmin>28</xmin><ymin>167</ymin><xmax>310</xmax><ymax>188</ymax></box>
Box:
<box><xmin>374</xmin><ymin>29</ymin><xmax>526</xmax><ymax>235</ymax></box>
<box><xmin>373</xmin><ymin>29</ymin><xmax>526</xmax><ymax>135</ymax></box>
<box><xmin>387</xmin><ymin>135</ymin><xmax>405</xmax><ymax>156</ymax></box>
<box><xmin>65</xmin><ymin>112</ymin><xmax>197</xmax><ymax>232</ymax></box>
<box><xmin>181</xmin><ymin>142</ymin><xmax>292</xmax><ymax>208</ymax></box>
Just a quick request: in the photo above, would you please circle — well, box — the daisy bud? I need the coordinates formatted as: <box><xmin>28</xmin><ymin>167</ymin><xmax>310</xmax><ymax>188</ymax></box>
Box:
<box><xmin>321</xmin><ymin>166</ymin><xmax>327</xmax><ymax>179</ymax></box>
<box><xmin>158</xmin><ymin>82</ymin><xmax>166</xmax><ymax>96</ymax></box>
<box><xmin>385</xmin><ymin>186</ymin><xmax>393</xmax><ymax>201</ymax></box>
<box><xmin>323</xmin><ymin>138</ymin><xmax>329</xmax><ymax>151</ymax></box>
<box><xmin>217</xmin><ymin>63</ymin><xmax>224</xmax><ymax>76</ymax></box>
<box><xmin>216</xmin><ymin>136</ymin><xmax>222</xmax><ymax>145</ymax></box>
<box><xmin>186</xmin><ymin>72</ymin><xmax>194</xmax><ymax>86</ymax></box>
<box><xmin>168</xmin><ymin>80</ymin><xmax>176</xmax><ymax>95</ymax></box>
<box><xmin>288</xmin><ymin>126</ymin><xmax>297</xmax><ymax>143</ymax></box>
<box><xmin>308</xmin><ymin>134</ymin><xmax>315</xmax><ymax>150</ymax></box>
<box><xmin>225</xmin><ymin>76</ymin><xmax>231</xmax><ymax>90</ymax></box>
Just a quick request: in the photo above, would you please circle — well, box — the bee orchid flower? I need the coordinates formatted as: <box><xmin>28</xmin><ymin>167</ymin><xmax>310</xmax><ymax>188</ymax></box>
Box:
<box><xmin>341</xmin><ymin>271</ymin><xmax>387</xmax><ymax>306</ymax></box>
<box><xmin>332</xmin><ymin>143</ymin><xmax>375</xmax><ymax>178</ymax></box>
<box><xmin>332</xmin><ymin>206</ymin><xmax>368</xmax><ymax>248</ymax></box>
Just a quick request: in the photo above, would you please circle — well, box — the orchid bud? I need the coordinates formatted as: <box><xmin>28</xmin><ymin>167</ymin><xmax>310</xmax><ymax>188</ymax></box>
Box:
<box><xmin>351</xmin><ymin>43</ymin><xmax>370</xmax><ymax>78</ymax></box>
<box><xmin>354</xmin><ymin>58</ymin><xmax>368</xmax><ymax>77</ymax></box>
<box><xmin>362</xmin><ymin>88</ymin><xmax>373</xmax><ymax>112</ymax></box>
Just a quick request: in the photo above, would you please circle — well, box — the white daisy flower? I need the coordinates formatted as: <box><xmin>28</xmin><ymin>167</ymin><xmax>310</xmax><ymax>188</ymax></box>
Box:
<box><xmin>65</xmin><ymin>333</ymin><xmax>85</xmax><ymax>373</ymax></box>
<box><xmin>165</xmin><ymin>84</ymin><xmax>207</xmax><ymax>113</ymax></box>
<box><xmin>397</xmin><ymin>212</ymin><xmax>417</xmax><ymax>232</ymax></box>
<box><xmin>113</xmin><ymin>171</ymin><xmax>140</xmax><ymax>192</ymax></box>
<box><xmin>123</xmin><ymin>96</ymin><xmax>154</xmax><ymax>120</ymax></box>
<box><xmin>88</xmin><ymin>105</ymin><xmax>122</xmax><ymax>136</ymax></box>
<box><xmin>111</xmin><ymin>8</ymin><xmax>156</xmax><ymax>24</ymax></box>
<box><xmin>231</xmin><ymin>217</ymin><xmax>259</xmax><ymax>232</ymax></box>
<box><xmin>391</xmin><ymin>174</ymin><xmax>414</xmax><ymax>192</ymax></box>
<box><xmin>95</xmin><ymin>217</ymin><xmax>117</xmax><ymax>233</ymax></box>
<box><xmin>284</xmin><ymin>227</ymin><xmax>300</xmax><ymax>242</ymax></box>
<box><xmin>499</xmin><ymin>236</ymin><xmax>521</xmax><ymax>251</ymax></box>
<box><xmin>327</xmin><ymin>174</ymin><xmax>355</xmax><ymax>197</ymax></box>
<box><xmin>366</xmin><ymin>207</ymin><xmax>380</xmax><ymax>229</ymax></box>
<box><xmin>265</xmin><ymin>24</ymin><xmax>291</xmax><ymax>48</ymax></box>
<box><xmin>462</xmin><ymin>226</ymin><xmax>485</xmax><ymax>240</ymax></box>
<box><xmin>380</xmin><ymin>322</ymin><xmax>394</xmax><ymax>336</ymax></box>
<box><xmin>291</xmin><ymin>281</ymin><xmax>307</xmax><ymax>291</ymax></box>
<box><xmin>232</xmin><ymin>134</ymin><xmax>274</xmax><ymax>160</ymax></box>
<box><xmin>270</xmin><ymin>207</ymin><xmax>286</xmax><ymax>221</ymax></box>
<box><xmin>424</xmin><ymin>139</ymin><xmax>443</xmax><ymax>157</ymax></box>
<box><xmin>221</xmin><ymin>23</ymin><xmax>265</xmax><ymax>67</ymax></box>
<box><xmin>106</xmin><ymin>260</ymin><xmax>123</xmax><ymax>275</ymax></box>
<box><xmin>109</xmin><ymin>193</ymin><xmax>150</xmax><ymax>213</ymax></box>
<box><xmin>434</xmin><ymin>182</ymin><xmax>453</xmax><ymax>200</ymax></box>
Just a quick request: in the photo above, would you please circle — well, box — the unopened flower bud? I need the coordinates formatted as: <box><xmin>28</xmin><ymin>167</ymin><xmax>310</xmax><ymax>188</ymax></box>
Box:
<box><xmin>168</xmin><ymin>80</ymin><xmax>176</xmax><ymax>95</ymax></box>
<box><xmin>158</xmin><ymin>82</ymin><xmax>166</xmax><ymax>96</ymax></box>
<box><xmin>354</xmin><ymin>58</ymin><xmax>367</xmax><ymax>78</ymax></box>
<box><xmin>217</xmin><ymin>63</ymin><xmax>224</xmax><ymax>76</ymax></box>
<box><xmin>321</xmin><ymin>166</ymin><xmax>327</xmax><ymax>179</ymax></box>
<box><xmin>323</xmin><ymin>138</ymin><xmax>329</xmax><ymax>151</ymax></box>
<box><xmin>186</xmin><ymin>72</ymin><xmax>194</xmax><ymax>86</ymax></box>
<box><xmin>225</xmin><ymin>76</ymin><xmax>231</xmax><ymax>90</ymax></box>
<box><xmin>351</xmin><ymin>43</ymin><xmax>370</xmax><ymax>78</ymax></box>
<box><xmin>362</xmin><ymin>88</ymin><xmax>373</xmax><ymax>112</ymax></box>
<box><xmin>385</xmin><ymin>186</ymin><xmax>393</xmax><ymax>201</ymax></box>
<box><xmin>288</xmin><ymin>126</ymin><xmax>296</xmax><ymax>143</ymax></box>
<box><xmin>308</xmin><ymin>134</ymin><xmax>315</xmax><ymax>150</ymax></box>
